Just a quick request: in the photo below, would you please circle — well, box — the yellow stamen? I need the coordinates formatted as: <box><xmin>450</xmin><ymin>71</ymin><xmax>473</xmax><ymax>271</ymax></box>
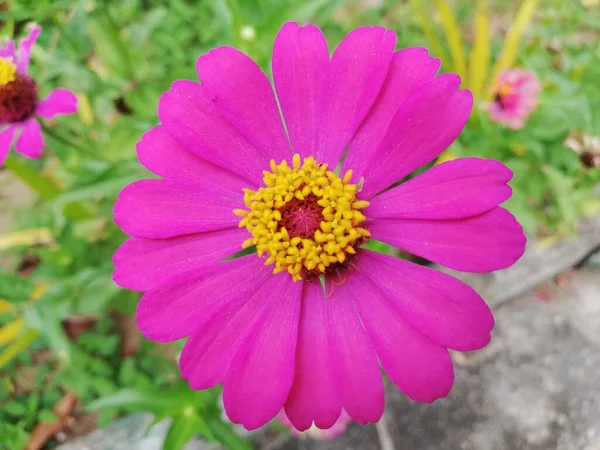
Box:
<box><xmin>497</xmin><ymin>82</ymin><xmax>514</xmax><ymax>98</ymax></box>
<box><xmin>0</xmin><ymin>57</ymin><xmax>17</xmax><ymax>87</ymax></box>
<box><xmin>238</xmin><ymin>154</ymin><xmax>370</xmax><ymax>281</ymax></box>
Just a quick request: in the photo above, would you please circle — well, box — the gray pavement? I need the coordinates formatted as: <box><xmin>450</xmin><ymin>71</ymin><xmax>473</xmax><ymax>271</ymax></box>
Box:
<box><xmin>270</xmin><ymin>268</ymin><xmax>600</xmax><ymax>450</ymax></box>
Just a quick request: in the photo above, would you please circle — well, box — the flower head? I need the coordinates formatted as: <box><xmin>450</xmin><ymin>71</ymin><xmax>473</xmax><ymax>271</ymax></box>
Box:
<box><xmin>236</xmin><ymin>154</ymin><xmax>370</xmax><ymax>281</ymax></box>
<box><xmin>113</xmin><ymin>22</ymin><xmax>526</xmax><ymax>432</ymax></box>
<box><xmin>0</xmin><ymin>25</ymin><xmax>78</xmax><ymax>165</ymax></box>
<box><xmin>487</xmin><ymin>68</ymin><xmax>541</xmax><ymax>129</ymax></box>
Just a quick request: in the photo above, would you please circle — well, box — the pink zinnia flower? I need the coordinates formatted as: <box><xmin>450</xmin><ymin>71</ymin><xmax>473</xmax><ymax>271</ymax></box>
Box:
<box><xmin>279</xmin><ymin>409</ymin><xmax>352</xmax><ymax>439</ymax></box>
<box><xmin>0</xmin><ymin>25</ymin><xmax>78</xmax><ymax>165</ymax></box>
<box><xmin>113</xmin><ymin>22</ymin><xmax>526</xmax><ymax>431</ymax></box>
<box><xmin>487</xmin><ymin>68</ymin><xmax>541</xmax><ymax>130</ymax></box>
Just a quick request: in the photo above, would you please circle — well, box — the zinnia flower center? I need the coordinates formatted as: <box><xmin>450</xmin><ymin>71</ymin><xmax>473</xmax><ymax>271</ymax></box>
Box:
<box><xmin>0</xmin><ymin>57</ymin><xmax>38</xmax><ymax>123</ymax></box>
<box><xmin>235</xmin><ymin>154</ymin><xmax>371</xmax><ymax>281</ymax></box>
<box><xmin>494</xmin><ymin>82</ymin><xmax>516</xmax><ymax>110</ymax></box>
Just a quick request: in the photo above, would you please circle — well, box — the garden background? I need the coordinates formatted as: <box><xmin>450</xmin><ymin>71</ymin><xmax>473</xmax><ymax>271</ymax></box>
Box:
<box><xmin>1</xmin><ymin>0</ymin><xmax>600</xmax><ymax>449</ymax></box>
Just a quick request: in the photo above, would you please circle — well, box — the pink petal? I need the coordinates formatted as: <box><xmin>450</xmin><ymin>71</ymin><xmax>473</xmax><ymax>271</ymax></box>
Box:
<box><xmin>358</xmin><ymin>74</ymin><xmax>473</xmax><ymax>199</ymax></box>
<box><xmin>273</xmin><ymin>22</ymin><xmax>329</xmax><ymax>159</ymax></box>
<box><xmin>359</xmin><ymin>251</ymin><xmax>494</xmax><ymax>351</ymax></box>
<box><xmin>343</xmin><ymin>48</ymin><xmax>440</xmax><ymax>177</ymax></box>
<box><xmin>284</xmin><ymin>282</ymin><xmax>342</xmax><ymax>431</ymax></box>
<box><xmin>158</xmin><ymin>80</ymin><xmax>267</xmax><ymax>186</ymax></box>
<box><xmin>367</xmin><ymin>158</ymin><xmax>513</xmax><ymax>220</ymax></box>
<box><xmin>0</xmin><ymin>40</ymin><xmax>15</xmax><ymax>59</ymax></box>
<box><xmin>319</xmin><ymin>409</ymin><xmax>352</xmax><ymax>439</ymax></box>
<box><xmin>315</xmin><ymin>26</ymin><xmax>396</xmax><ymax>167</ymax></box>
<box><xmin>369</xmin><ymin>207</ymin><xmax>527</xmax><ymax>273</ymax></box>
<box><xmin>15</xmin><ymin>118</ymin><xmax>44</xmax><ymax>159</ymax></box>
<box><xmin>196</xmin><ymin>46</ymin><xmax>290</xmax><ymax>162</ymax></box>
<box><xmin>136</xmin><ymin>126</ymin><xmax>249</xmax><ymax>195</ymax></box>
<box><xmin>327</xmin><ymin>281</ymin><xmax>385</xmax><ymax>424</ymax></box>
<box><xmin>344</xmin><ymin>267</ymin><xmax>455</xmax><ymax>402</ymax></box>
<box><xmin>222</xmin><ymin>277</ymin><xmax>302</xmax><ymax>430</ymax></box>
<box><xmin>136</xmin><ymin>255</ymin><xmax>269</xmax><ymax>341</ymax></box>
<box><xmin>488</xmin><ymin>68</ymin><xmax>540</xmax><ymax>129</ymax></box>
<box><xmin>35</xmin><ymin>88</ymin><xmax>78</xmax><ymax>118</ymax></box>
<box><xmin>181</xmin><ymin>274</ymin><xmax>293</xmax><ymax>390</ymax></box>
<box><xmin>16</xmin><ymin>25</ymin><xmax>41</xmax><ymax>74</ymax></box>
<box><xmin>113</xmin><ymin>179</ymin><xmax>240</xmax><ymax>239</ymax></box>
<box><xmin>113</xmin><ymin>227</ymin><xmax>247</xmax><ymax>291</ymax></box>
<box><xmin>279</xmin><ymin>409</ymin><xmax>352</xmax><ymax>438</ymax></box>
<box><xmin>0</xmin><ymin>125</ymin><xmax>17</xmax><ymax>166</ymax></box>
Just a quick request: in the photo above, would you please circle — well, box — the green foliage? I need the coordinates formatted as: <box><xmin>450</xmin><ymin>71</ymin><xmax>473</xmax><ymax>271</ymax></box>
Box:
<box><xmin>1</xmin><ymin>0</ymin><xmax>599</xmax><ymax>449</ymax></box>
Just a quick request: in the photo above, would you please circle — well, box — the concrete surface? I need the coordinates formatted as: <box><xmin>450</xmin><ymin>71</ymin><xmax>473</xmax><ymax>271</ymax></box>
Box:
<box><xmin>270</xmin><ymin>267</ymin><xmax>600</xmax><ymax>450</ymax></box>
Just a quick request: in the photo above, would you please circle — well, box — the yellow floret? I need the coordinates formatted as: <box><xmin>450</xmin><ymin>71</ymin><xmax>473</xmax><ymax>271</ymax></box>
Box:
<box><xmin>0</xmin><ymin>57</ymin><xmax>17</xmax><ymax>86</ymax></box>
<box><xmin>237</xmin><ymin>154</ymin><xmax>370</xmax><ymax>281</ymax></box>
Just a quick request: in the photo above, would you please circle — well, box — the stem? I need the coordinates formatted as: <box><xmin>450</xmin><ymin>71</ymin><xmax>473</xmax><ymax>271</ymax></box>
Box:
<box><xmin>40</xmin><ymin>123</ymin><xmax>95</xmax><ymax>157</ymax></box>
<box><xmin>3</xmin><ymin>154</ymin><xmax>60</xmax><ymax>200</ymax></box>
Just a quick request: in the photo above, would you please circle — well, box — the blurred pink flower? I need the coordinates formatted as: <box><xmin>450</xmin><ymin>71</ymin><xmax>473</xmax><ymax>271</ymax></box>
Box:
<box><xmin>0</xmin><ymin>25</ymin><xmax>78</xmax><ymax>165</ymax></box>
<box><xmin>113</xmin><ymin>22</ymin><xmax>526</xmax><ymax>432</ymax></box>
<box><xmin>487</xmin><ymin>68</ymin><xmax>541</xmax><ymax>129</ymax></box>
<box><xmin>279</xmin><ymin>409</ymin><xmax>352</xmax><ymax>439</ymax></box>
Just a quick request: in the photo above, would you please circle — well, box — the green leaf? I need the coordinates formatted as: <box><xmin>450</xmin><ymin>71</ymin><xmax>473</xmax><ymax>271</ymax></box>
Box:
<box><xmin>0</xmin><ymin>299</ymin><xmax>16</xmax><ymax>315</ymax></box>
<box><xmin>24</xmin><ymin>304</ymin><xmax>72</xmax><ymax>365</ymax></box>
<box><xmin>542</xmin><ymin>166</ymin><xmax>579</xmax><ymax>229</ymax></box>
<box><xmin>38</xmin><ymin>409</ymin><xmax>58</xmax><ymax>423</ymax></box>
<box><xmin>88</xmin><ymin>16</ymin><xmax>135</xmax><ymax>80</ymax></box>
<box><xmin>76</xmin><ymin>270</ymin><xmax>121</xmax><ymax>315</ymax></box>
<box><xmin>129</xmin><ymin>7</ymin><xmax>169</xmax><ymax>47</ymax></box>
<box><xmin>0</xmin><ymin>318</ymin><xmax>25</xmax><ymax>346</ymax></box>
<box><xmin>208</xmin><ymin>0</ymin><xmax>234</xmax><ymax>29</ymax></box>
<box><xmin>0</xmin><ymin>422</ymin><xmax>29</xmax><ymax>450</ymax></box>
<box><xmin>207</xmin><ymin>417</ymin><xmax>252</xmax><ymax>450</ymax></box>
<box><xmin>224</xmin><ymin>245</ymin><xmax>257</xmax><ymax>260</ymax></box>
<box><xmin>85</xmin><ymin>388</ymin><xmax>182</xmax><ymax>413</ymax></box>
<box><xmin>364</xmin><ymin>240</ymin><xmax>392</xmax><ymax>255</ymax></box>
<box><xmin>109</xmin><ymin>290</ymin><xmax>140</xmax><ymax>315</ymax></box>
<box><xmin>97</xmin><ymin>407</ymin><xmax>120</xmax><ymax>428</ymax></box>
<box><xmin>118</xmin><ymin>358</ymin><xmax>138</xmax><ymax>386</ymax></box>
<box><xmin>3</xmin><ymin>401</ymin><xmax>28</xmax><ymax>417</ymax></box>
<box><xmin>0</xmin><ymin>270</ymin><xmax>34</xmax><ymax>302</ymax></box>
<box><xmin>503</xmin><ymin>196</ymin><xmax>538</xmax><ymax>235</ymax></box>
<box><xmin>3</xmin><ymin>155</ymin><xmax>61</xmax><ymax>201</ymax></box>
<box><xmin>51</xmin><ymin>175</ymin><xmax>139</xmax><ymax>210</ymax></box>
<box><xmin>0</xmin><ymin>330</ymin><xmax>39</xmax><ymax>369</ymax></box>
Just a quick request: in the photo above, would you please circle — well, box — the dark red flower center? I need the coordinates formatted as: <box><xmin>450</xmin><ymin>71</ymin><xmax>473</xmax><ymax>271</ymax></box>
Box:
<box><xmin>0</xmin><ymin>73</ymin><xmax>38</xmax><ymax>123</ymax></box>
<box><xmin>278</xmin><ymin>192</ymin><xmax>324</xmax><ymax>239</ymax></box>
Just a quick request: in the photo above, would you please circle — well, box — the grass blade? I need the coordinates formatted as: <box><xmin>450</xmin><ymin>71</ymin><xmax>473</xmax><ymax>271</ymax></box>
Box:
<box><xmin>468</xmin><ymin>0</ymin><xmax>491</xmax><ymax>99</ymax></box>
<box><xmin>0</xmin><ymin>318</ymin><xmax>24</xmax><ymax>346</ymax></box>
<box><xmin>409</xmin><ymin>0</ymin><xmax>449</xmax><ymax>62</ymax></box>
<box><xmin>0</xmin><ymin>329</ymin><xmax>39</xmax><ymax>369</ymax></box>
<box><xmin>0</xmin><ymin>228</ymin><xmax>53</xmax><ymax>251</ymax></box>
<box><xmin>487</xmin><ymin>0</ymin><xmax>539</xmax><ymax>97</ymax></box>
<box><xmin>434</xmin><ymin>0</ymin><xmax>467</xmax><ymax>80</ymax></box>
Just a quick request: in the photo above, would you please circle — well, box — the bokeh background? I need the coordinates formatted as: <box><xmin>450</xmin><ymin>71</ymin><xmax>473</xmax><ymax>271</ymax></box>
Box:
<box><xmin>1</xmin><ymin>0</ymin><xmax>600</xmax><ymax>449</ymax></box>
